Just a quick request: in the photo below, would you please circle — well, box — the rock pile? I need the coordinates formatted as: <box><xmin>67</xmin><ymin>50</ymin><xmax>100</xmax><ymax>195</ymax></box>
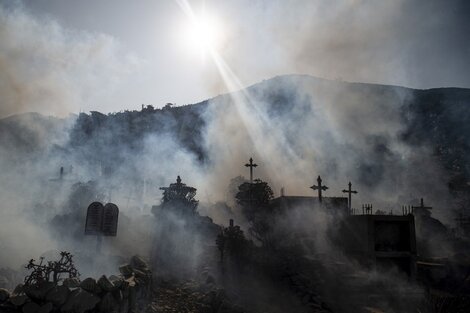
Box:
<box><xmin>145</xmin><ymin>280</ymin><xmax>244</xmax><ymax>313</ymax></box>
<box><xmin>0</xmin><ymin>255</ymin><xmax>152</xmax><ymax>313</ymax></box>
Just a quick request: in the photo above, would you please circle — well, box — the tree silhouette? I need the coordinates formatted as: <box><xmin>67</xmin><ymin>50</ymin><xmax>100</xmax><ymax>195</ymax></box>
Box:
<box><xmin>235</xmin><ymin>179</ymin><xmax>274</xmax><ymax>222</ymax></box>
<box><xmin>216</xmin><ymin>223</ymin><xmax>250</xmax><ymax>262</ymax></box>
<box><xmin>24</xmin><ymin>251</ymin><xmax>79</xmax><ymax>286</ymax></box>
<box><xmin>235</xmin><ymin>179</ymin><xmax>274</xmax><ymax>247</ymax></box>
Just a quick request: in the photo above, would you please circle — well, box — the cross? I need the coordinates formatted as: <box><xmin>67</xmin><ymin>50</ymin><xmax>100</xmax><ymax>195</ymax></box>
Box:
<box><xmin>342</xmin><ymin>182</ymin><xmax>358</xmax><ymax>211</ymax></box>
<box><xmin>245</xmin><ymin>157</ymin><xmax>258</xmax><ymax>183</ymax></box>
<box><xmin>411</xmin><ymin>198</ymin><xmax>432</xmax><ymax>215</ymax></box>
<box><xmin>310</xmin><ymin>175</ymin><xmax>328</xmax><ymax>202</ymax></box>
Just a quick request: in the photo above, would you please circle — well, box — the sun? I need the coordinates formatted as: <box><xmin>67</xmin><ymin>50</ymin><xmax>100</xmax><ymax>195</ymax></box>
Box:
<box><xmin>179</xmin><ymin>10</ymin><xmax>223</xmax><ymax>54</ymax></box>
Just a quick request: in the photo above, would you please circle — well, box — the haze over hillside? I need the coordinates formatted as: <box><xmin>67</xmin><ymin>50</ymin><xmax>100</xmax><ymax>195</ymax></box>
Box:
<box><xmin>1</xmin><ymin>75</ymin><xmax>470</xmax><ymax>227</ymax></box>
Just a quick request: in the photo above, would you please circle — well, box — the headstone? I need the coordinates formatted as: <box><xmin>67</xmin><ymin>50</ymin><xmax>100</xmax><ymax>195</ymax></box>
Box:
<box><xmin>102</xmin><ymin>203</ymin><xmax>119</xmax><ymax>236</ymax></box>
<box><xmin>84</xmin><ymin>202</ymin><xmax>119</xmax><ymax>237</ymax></box>
<box><xmin>85</xmin><ymin>202</ymin><xmax>104</xmax><ymax>235</ymax></box>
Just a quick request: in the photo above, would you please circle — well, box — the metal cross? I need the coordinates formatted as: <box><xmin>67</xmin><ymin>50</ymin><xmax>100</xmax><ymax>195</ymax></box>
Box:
<box><xmin>310</xmin><ymin>175</ymin><xmax>328</xmax><ymax>202</ymax></box>
<box><xmin>342</xmin><ymin>181</ymin><xmax>358</xmax><ymax>210</ymax></box>
<box><xmin>245</xmin><ymin>157</ymin><xmax>258</xmax><ymax>183</ymax></box>
<box><xmin>411</xmin><ymin>198</ymin><xmax>432</xmax><ymax>214</ymax></box>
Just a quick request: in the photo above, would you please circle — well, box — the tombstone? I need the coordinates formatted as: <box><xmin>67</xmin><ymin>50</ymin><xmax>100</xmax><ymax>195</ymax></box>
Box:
<box><xmin>85</xmin><ymin>202</ymin><xmax>105</xmax><ymax>235</ymax></box>
<box><xmin>85</xmin><ymin>202</ymin><xmax>119</xmax><ymax>251</ymax></box>
<box><xmin>102</xmin><ymin>203</ymin><xmax>119</xmax><ymax>236</ymax></box>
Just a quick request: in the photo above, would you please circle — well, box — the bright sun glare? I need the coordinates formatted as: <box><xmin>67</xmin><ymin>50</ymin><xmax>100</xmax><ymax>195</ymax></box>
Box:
<box><xmin>180</xmin><ymin>11</ymin><xmax>223</xmax><ymax>55</ymax></box>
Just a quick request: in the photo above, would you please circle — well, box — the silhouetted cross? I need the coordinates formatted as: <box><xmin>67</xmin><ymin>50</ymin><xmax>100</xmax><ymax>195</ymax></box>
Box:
<box><xmin>310</xmin><ymin>175</ymin><xmax>328</xmax><ymax>202</ymax></box>
<box><xmin>342</xmin><ymin>181</ymin><xmax>358</xmax><ymax>210</ymax></box>
<box><xmin>245</xmin><ymin>157</ymin><xmax>258</xmax><ymax>183</ymax></box>
<box><xmin>411</xmin><ymin>198</ymin><xmax>432</xmax><ymax>214</ymax></box>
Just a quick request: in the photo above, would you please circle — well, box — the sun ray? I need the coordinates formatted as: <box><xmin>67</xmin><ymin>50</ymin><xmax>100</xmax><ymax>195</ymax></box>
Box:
<box><xmin>176</xmin><ymin>0</ymin><xmax>301</xmax><ymax>185</ymax></box>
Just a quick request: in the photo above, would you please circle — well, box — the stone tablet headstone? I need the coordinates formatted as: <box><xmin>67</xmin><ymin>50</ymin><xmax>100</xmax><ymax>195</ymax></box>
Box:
<box><xmin>102</xmin><ymin>203</ymin><xmax>119</xmax><ymax>236</ymax></box>
<box><xmin>85</xmin><ymin>202</ymin><xmax>104</xmax><ymax>235</ymax></box>
<box><xmin>85</xmin><ymin>202</ymin><xmax>119</xmax><ymax>237</ymax></box>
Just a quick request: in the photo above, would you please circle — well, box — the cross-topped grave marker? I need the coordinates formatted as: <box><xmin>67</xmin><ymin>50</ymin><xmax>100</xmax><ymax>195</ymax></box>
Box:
<box><xmin>310</xmin><ymin>175</ymin><xmax>328</xmax><ymax>203</ymax></box>
<box><xmin>342</xmin><ymin>181</ymin><xmax>358</xmax><ymax>211</ymax></box>
<box><xmin>411</xmin><ymin>198</ymin><xmax>432</xmax><ymax>216</ymax></box>
<box><xmin>245</xmin><ymin>157</ymin><xmax>258</xmax><ymax>183</ymax></box>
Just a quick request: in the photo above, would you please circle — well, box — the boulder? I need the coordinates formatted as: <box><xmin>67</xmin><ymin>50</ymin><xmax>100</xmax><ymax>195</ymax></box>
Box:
<box><xmin>97</xmin><ymin>275</ymin><xmax>115</xmax><ymax>292</ymax></box>
<box><xmin>62</xmin><ymin>278</ymin><xmax>80</xmax><ymax>288</ymax></box>
<box><xmin>13</xmin><ymin>284</ymin><xmax>24</xmax><ymax>295</ymax></box>
<box><xmin>99</xmin><ymin>292</ymin><xmax>118</xmax><ymax>312</ymax></box>
<box><xmin>111</xmin><ymin>289</ymin><xmax>123</xmax><ymax>303</ymax></box>
<box><xmin>0</xmin><ymin>288</ymin><xmax>10</xmax><ymax>302</ymax></box>
<box><xmin>134</xmin><ymin>269</ymin><xmax>151</xmax><ymax>285</ymax></box>
<box><xmin>119</xmin><ymin>265</ymin><xmax>133</xmax><ymax>278</ymax></box>
<box><xmin>61</xmin><ymin>289</ymin><xmax>100</xmax><ymax>313</ymax></box>
<box><xmin>45</xmin><ymin>285</ymin><xmax>70</xmax><ymax>307</ymax></box>
<box><xmin>37</xmin><ymin>302</ymin><xmax>53</xmax><ymax>313</ymax></box>
<box><xmin>10</xmin><ymin>294</ymin><xmax>29</xmax><ymax>307</ymax></box>
<box><xmin>23</xmin><ymin>282</ymin><xmax>55</xmax><ymax>301</ymax></box>
<box><xmin>130</xmin><ymin>255</ymin><xmax>148</xmax><ymax>271</ymax></box>
<box><xmin>79</xmin><ymin>277</ymin><xmax>102</xmax><ymax>294</ymax></box>
<box><xmin>111</xmin><ymin>278</ymin><xmax>124</xmax><ymax>289</ymax></box>
<box><xmin>108</xmin><ymin>275</ymin><xmax>120</xmax><ymax>282</ymax></box>
<box><xmin>22</xmin><ymin>302</ymin><xmax>40</xmax><ymax>313</ymax></box>
<box><xmin>125</xmin><ymin>277</ymin><xmax>136</xmax><ymax>287</ymax></box>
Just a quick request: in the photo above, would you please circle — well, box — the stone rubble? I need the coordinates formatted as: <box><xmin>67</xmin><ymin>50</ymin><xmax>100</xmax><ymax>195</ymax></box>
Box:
<box><xmin>145</xmin><ymin>280</ymin><xmax>245</xmax><ymax>313</ymax></box>
<box><xmin>0</xmin><ymin>255</ymin><xmax>153</xmax><ymax>313</ymax></box>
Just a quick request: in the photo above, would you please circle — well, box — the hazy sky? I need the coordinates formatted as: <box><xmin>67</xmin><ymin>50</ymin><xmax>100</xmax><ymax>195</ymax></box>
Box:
<box><xmin>1</xmin><ymin>0</ymin><xmax>469</xmax><ymax>116</ymax></box>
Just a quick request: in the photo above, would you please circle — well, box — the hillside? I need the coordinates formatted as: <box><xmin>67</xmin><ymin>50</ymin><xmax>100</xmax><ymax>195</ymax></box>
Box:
<box><xmin>1</xmin><ymin>75</ymin><xmax>470</xmax><ymax>216</ymax></box>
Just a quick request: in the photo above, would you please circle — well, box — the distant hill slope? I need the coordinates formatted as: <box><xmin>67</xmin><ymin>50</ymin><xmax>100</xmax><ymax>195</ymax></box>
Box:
<box><xmin>1</xmin><ymin>75</ymin><xmax>470</xmax><ymax>198</ymax></box>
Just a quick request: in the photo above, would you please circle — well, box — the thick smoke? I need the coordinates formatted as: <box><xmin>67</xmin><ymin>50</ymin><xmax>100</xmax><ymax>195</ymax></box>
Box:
<box><xmin>0</xmin><ymin>3</ymin><xmax>137</xmax><ymax>118</ymax></box>
<box><xmin>202</xmin><ymin>76</ymin><xmax>454</xmax><ymax>223</ymax></box>
<box><xmin>210</xmin><ymin>0</ymin><xmax>470</xmax><ymax>94</ymax></box>
<box><xmin>0</xmin><ymin>2</ymin><xmax>137</xmax><ymax>273</ymax></box>
<box><xmin>0</xmin><ymin>77</ymin><xmax>460</xmax><ymax>272</ymax></box>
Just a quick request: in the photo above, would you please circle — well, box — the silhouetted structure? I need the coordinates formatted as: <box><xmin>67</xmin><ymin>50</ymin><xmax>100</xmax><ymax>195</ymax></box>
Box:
<box><xmin>154</xmin><ymin>176</ymin><xmax>198</xmax><ymax>215</ymax></box>
<box><xmin>337</xmin><ymin>214</ymin><xmax>417</xmax><ymax>277</ymax></box>
<box><xmin>270</xmin><ymin>194</ymin><xmax>348</xmax><ymax>215</ymax></box>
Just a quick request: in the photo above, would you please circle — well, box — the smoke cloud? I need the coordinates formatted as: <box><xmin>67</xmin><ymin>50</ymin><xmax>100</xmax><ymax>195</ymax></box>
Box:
<box><xmin>0</xmin><ymin>3</ymin><xmax>137</xmax><ymax>118</ymax></box>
